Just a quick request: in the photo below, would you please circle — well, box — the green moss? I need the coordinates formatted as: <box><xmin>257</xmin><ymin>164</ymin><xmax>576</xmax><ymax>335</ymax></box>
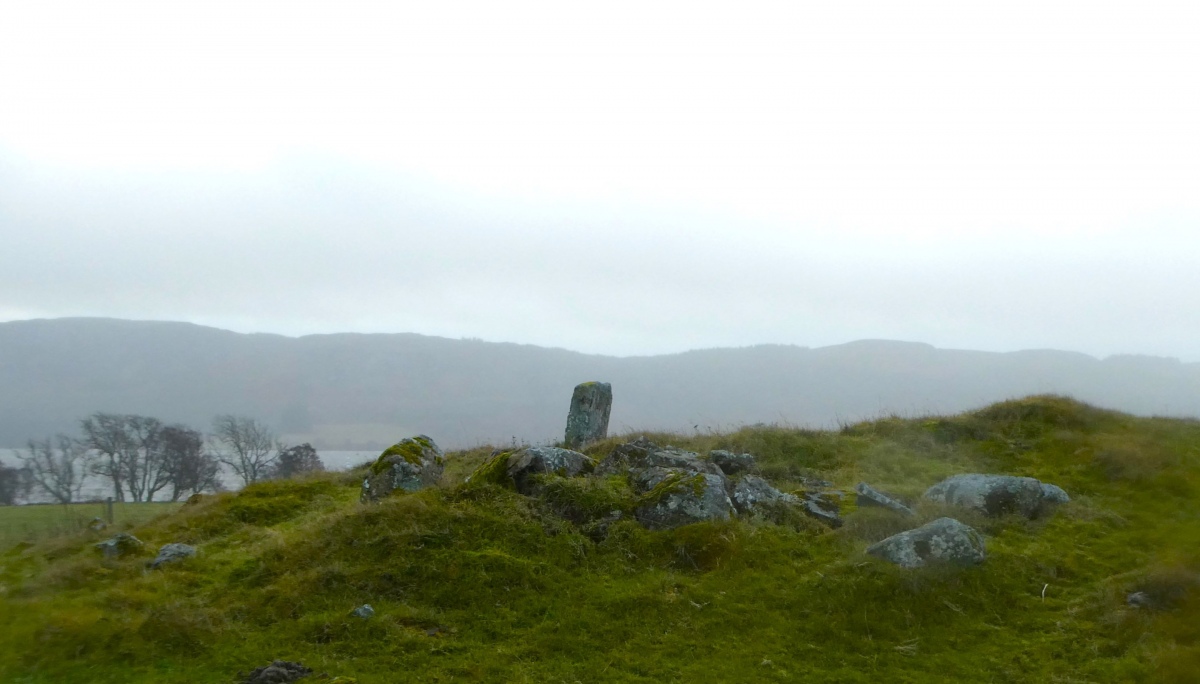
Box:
<box><xmin>372</xmin><ymin>439</ymin><xmax>427</xmax><ymax>474</ymax></box>
<box><xmin>638</xmin><ymin>472</ymin><xmax>707</xmax><ymax>507</ymax></box>
<box><xmin>465</xmin><ymin>451</ymin><xmax>515</xmax><ymax>488</ymax></box>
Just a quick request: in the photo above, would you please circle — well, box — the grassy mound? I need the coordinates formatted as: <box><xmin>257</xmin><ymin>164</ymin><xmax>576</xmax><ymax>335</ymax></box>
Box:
<box><xmin>2</xmin><ymin>395</ymin><xmax>1199</xmax><ymax>682</ymax></box>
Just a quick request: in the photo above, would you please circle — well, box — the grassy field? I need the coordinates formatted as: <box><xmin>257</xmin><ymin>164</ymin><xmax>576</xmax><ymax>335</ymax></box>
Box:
<box><xmin>0</xmin><ymin>502</ymin><xmax>182</xmax><ymax>551</ymax></box>
<box><xmin>1</xmin><ymin>395</ymin><xmax>1199</xmax><ymax>682</ymax></box>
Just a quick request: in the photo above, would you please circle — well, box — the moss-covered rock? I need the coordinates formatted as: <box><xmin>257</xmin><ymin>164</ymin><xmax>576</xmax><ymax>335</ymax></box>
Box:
<box><xmin>361</xmin><ymin>435</ymin><xmax>445</xmax><ymax>502</ymax></box>
<box><xmin>634</xmin><ymin>468</ymin><xmax>733</xmax><ymax>530</ymax></box>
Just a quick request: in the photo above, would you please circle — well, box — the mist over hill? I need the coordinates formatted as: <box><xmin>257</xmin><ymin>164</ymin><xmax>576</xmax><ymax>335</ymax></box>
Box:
<box><xmin>2</xmin><ymin>317</ymin><xmax>1197</xmax><ymax>450</ymax></box>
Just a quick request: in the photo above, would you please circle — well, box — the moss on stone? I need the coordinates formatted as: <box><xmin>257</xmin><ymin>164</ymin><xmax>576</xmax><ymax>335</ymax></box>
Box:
<box><xmin>372</xmin><ymin>439</ymin><xmax>426</xmax><ymax>475</ymax></box>
<box><xmin>638</xmin><ymin>472</ymin><xmax>707</xmax><ymax>507</ymax></box>
<box><xmin>467</xmin><ymin>451</ymin><xmax>515</xmax><ymax>488</ymax></box>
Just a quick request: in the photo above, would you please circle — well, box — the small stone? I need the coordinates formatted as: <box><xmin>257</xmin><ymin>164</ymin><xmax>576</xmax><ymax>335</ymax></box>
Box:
<box><xmin>240</xmin><ymin>660</ymin><xmax>312</xmax><ymax>684</ymax></box>
<box><xmin>149</xmin><ymin>543</ymin><xmax>196</xmax><ymax>569</ymax></box>
<box><xmin>564</xmin><ymin>382</ymin><xmax>612</xmax><ymax>449</ymax></box>
<box><xmin>709</xmin><ymin>450</ymin><xmax>756</xmax><ymax>476</ymax></box>
<box><xmin>866</xmin><ymin>517</ymin><xmax>986</xmax><ymax>569</ymax></box>
<box><xmin>87</xmin><ymin>517</ymin><xmax>108</xmax><ymax>532</ymax></box>
<box><xmin>95</xmin><ymin>533</ymin><xmax>144</xmax><ymax>559</ymax></box>
<box><xmin>1126</xmin><ymin>591</ymin><xmax>1153</xmax><ymax>609</ymax></box>
<box><xmin>350</xmin><ymin>604</ymin><xmax>375</xmax><ymax>619</ymax></box>
<box><xmin>854</xmin><ymin>482</ymin><xmax>915</xmax><ymax>516</ymax></box>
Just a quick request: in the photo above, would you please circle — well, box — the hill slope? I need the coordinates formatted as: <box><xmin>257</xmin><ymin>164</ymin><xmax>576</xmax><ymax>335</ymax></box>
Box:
<box><xmin>2</xmin><ymin>318</ymin><xmax>1199</xmax><ymax>449</ymax></box>
<box><xmin>1</xmin><ymin>396</ymin><xmax>1198</xmax><ymax>682</ymax></box>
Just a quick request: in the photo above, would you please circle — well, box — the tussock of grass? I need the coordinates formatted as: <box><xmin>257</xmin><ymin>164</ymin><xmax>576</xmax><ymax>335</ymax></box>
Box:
<box><xmin>2</xmin><ymin>395</ymin><xmax>1200</xmax><ymax>682</ymax></box>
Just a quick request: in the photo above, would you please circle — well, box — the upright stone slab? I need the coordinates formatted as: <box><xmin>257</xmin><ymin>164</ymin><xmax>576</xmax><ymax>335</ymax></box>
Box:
<box><xmin>564</xmin><ymin>382</ymin><xmax>612</xmax><ymax>449</ymax></box>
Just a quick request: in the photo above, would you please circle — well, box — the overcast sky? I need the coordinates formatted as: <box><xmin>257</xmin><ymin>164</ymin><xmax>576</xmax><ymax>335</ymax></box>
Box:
<box><xmin>1</xmin><ymin>1</ymin><xmax>1197</xmax><ymax>359</ymax></box>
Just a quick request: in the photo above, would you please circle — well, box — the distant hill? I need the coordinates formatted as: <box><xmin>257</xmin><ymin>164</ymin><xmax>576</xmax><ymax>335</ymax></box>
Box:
<box><xmin>1</xmin><ymin>317</ymin><xmax>1198</xmax><ymax>449</ymax></box>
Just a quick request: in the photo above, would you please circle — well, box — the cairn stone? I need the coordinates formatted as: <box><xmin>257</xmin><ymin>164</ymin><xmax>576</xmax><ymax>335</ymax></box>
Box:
<box><xmin>710</xmin><ymin>450</ymin><xmax>756</xmax><ymax>476</ymax></box>
<box><xmin>854</xmin><ymin>482</ymin><xmax>915</xmax><ymax>516</ymax></box>
<box><xmin>730</xmin><ymin>475</ymin><xmax>798</xmax><ymax>515</ymax></box>
<box><xmin>924</xmin><ymin>473</ymin><xmax>1069</xmax><ymax>519</ymax></box>
<box><xmin>564</xmin><ymin>382</ymin><xmax>612</xmax><ymax>449</ymax></box>
<box><xmin>149</xmin><ymin>543</ymin><xmax>196</xmax><ymax>569</ymax></box>
<box><xmin>95</xmin><ymin>532</ymin><xmax>144</xmax><ymax>559</ymax></box>
<box><xmin>361</xmin><ymin>435</ymin><xmax>445</xmax><ymax>502</ymax></box>
<box><xmin>506</xmin><ymin>446</ymin><xmax>593</xmax><ymax>495</ymax></box>
<box><xmin>633</xmin><ymin>468</ymin><xmax>734</xmax><ymax>530</ymax></box>
<box><xmin>866</xmin><ymin>517</ymin><xmax>986</xmax><ymax>569</ymax></box>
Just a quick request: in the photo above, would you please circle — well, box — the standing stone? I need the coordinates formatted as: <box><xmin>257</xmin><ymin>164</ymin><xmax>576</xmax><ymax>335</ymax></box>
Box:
<box><xmin>564</xmin><ymin>382</ymin><xmax>612</xmax><ymax>449</ymax></box>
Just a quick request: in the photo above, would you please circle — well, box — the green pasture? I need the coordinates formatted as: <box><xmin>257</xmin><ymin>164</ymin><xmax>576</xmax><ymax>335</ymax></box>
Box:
<box><xmin>0</xmin><ymin>502</ymin><xmax>181</xmax><ymax>550</ymax></box>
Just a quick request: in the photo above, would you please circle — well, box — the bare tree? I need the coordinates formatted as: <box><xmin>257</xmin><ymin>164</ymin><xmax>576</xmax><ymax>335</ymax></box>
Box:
<box><xmin>159</xmin><ymin>425</ymin><xmax>223</xmax><ymax>501</ymax></box>
<box><xmin>16</xmin><ymin>435</ymin><xmax>88</xmax><ymax>504</ymax></box>
<box><xmin>80</xmin><ymin>413</ymin><xmax>172</xmax><ymax>502</ymax></box>
<box><xmin>81</xmin><ymin>413</ymin><xmax>133</xmax><ymax>501</ymax></box>
<box><xmin>211</xmin><ymin>415</ymin><xmax>278</xmax><ymax>486</ymax></box>
<box><xmin>268</xmin><ymin>443</ymin><xmax>324</xmax><ymax>480</ymax></box>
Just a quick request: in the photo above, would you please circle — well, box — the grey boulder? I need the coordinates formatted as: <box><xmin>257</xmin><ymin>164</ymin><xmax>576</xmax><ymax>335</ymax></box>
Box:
<box><xmin>95</xmin><ymin>533</ymin><xmax>144</xmax><ymax>559</ymax></box>
<box><xmin>924</xmin><ymin>473</ymin><xmax>1069</xmax><ymax>519</ymax></box>
<box><xmin>506</xmin><ymin>446</ymin><xmax>593</xmax><ymax>494</ymax></box>
<box><xmin>150</xmin><ymin>543</ymin><xmax>196</xmax><ymax>569</ymax></box>
<box><xmin>855</xmin><ymin>482</ymin><xmax>915</xmax><ymax>516</ymax></box>
<box><xmin>866</xmin><ymin>517</ymin><xmax>986</xmax><ymax>569</ymax></box>
<box><xmin>710</xmin><ymin>450</ymin><xmax>756</xmax><ymax>476</ymax></box>
<box><xmin>361</xmin><ymin>435</ymin><xmax>445</xmax><ymax>502</ymax></box>
<box><xmin>596</xmin><ymin>438</ymin><xmax>722</xmax><ymax>478</ymax></box>
<box><xmin>634</xmin><ymin>469</ymin><xmax>734</xmax><ymax>530</ymax></box>
<box><xmin>350</xmin><ymin>604</ymin><xmax>375</xmax><ymax>619</ymax></box>
<box><xmin>730</xmin><ymin>475</ymin><xmax>798</xmax><ymax>514</ymax></box>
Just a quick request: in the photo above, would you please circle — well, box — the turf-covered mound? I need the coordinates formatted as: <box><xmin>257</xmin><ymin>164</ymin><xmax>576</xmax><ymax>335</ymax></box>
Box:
<box><xmin>2</xmin><ymin>395</ymin><xmax>1199</xmax><ymax>682</ymax></box>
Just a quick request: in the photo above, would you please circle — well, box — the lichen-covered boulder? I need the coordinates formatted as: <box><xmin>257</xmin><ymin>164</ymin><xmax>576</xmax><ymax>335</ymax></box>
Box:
<box><xmin>855</xmin><ymin>482</ymin><xmax>915</xmax><ymax>516</ymax></box>
<box><xmin>633</xmin><ymin>468</ymin><xmax>734</xmax><ymax>530</ymax></box>
<box><xmin>730</xmin><ymin>475</ymin><xmax>798</xmax><ymax>514</ymax></box>
<box><xmin>506</xmin><ymin>446</ymin><xmax>593</xmax><ymax>494</ymax></box>
<box><xmin>710</xmin><ymin>450</ymin><xmax>756</xmax><ymax>476</ymax></box>
<box><xmin>866</xmin><ymin>517</ymin><xmax>986</xmax><ymax>569</ymax></box>
<box><xmin>149</xmin><ymin>543</ymin><xmax>196</xmax><ymax>569</ymax></box>
<box><xmin>95</xmin><ymin>532</ymin><xmax>144</xmax><ymax>559</ymax></box>
<box><xmin>564</xmin><ymin>381</ymin><xmax>612</xmax><ymax>448</ymax></box>
<box><xmin>923</xmin><ymin>474</ymin><xmax>1069</xmax><ymax>519</ymax></box>
<box><xmin>361</xmin><ymin>435</ymin><xmax>445</xmax><ymax>502</ymax></box>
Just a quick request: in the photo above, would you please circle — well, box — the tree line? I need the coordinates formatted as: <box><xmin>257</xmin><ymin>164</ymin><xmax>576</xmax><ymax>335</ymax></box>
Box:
<box><xmin>0</xmin><ymin>413</ymin><xmax>324</xmax><ymax>505</ymax></box>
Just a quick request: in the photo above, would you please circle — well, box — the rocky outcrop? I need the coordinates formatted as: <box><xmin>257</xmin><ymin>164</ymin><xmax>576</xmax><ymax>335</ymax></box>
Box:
<box><xmin>923</xmin><ymin>474</ymin><xmax>1069</xmax><ymax>519</ymax></box>
<box><xmin>710</xmin><ymin>450</ymin><xmax>756</xmax><ymax>476</ymax></box>
<box><xmin>564</xmin><ymin>381</ymin><xmax>612</xmax><ymax>448</ymax></box>
<box><xmin>361</xmin><ymin>435</ymin><xmax>445</xmax><ymax>502</ymax></box>
<box><xmin>855</xmin><ymin>482</ymin><xmax>915</xmax><ymax>516</ymax></box>
<box><xmin>149</xmin><ymin>543</ymin><xmax>196</xmax><ymax>569</ymax></box>
<box><xmin>506</xmin><ymin>446</ymin><xmax>593</xmax><ymax>494</ymax></box>
<box><xmin>95</xmin><ymin>533</ymin><xmax>143</xmax><ymax>559</ymax></box>
<box><xmin>866</xmin><ymin>517</ymin><xmax>986</xmax><ymax>569</ymax></box>
<box><xmin>634</xmin><ymin>469</ymin><xmax>734</xmax><ymax>530</ymax></box>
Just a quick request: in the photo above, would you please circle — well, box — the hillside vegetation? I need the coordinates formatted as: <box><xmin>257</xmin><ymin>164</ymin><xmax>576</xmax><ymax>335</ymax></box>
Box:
<box><xmin>1</xmin><ymin>396</ymin><xmax>1198</xmax><ymax>682</ymax></box>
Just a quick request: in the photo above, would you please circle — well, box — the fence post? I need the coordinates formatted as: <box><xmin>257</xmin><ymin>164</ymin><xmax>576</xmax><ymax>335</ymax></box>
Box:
<box><xmin>106</xmin><ymin>497</ymin><xmax>114</xmax><ymax>525</ymax></box>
